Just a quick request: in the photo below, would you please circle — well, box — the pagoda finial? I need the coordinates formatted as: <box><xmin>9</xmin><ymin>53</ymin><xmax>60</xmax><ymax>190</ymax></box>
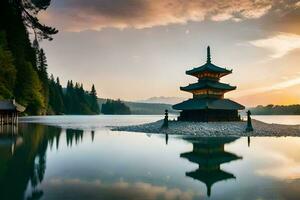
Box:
<box><xmin>207</xmin><ymin>46</ymin><xmax>211</xmax><ymax>63</ymax></box>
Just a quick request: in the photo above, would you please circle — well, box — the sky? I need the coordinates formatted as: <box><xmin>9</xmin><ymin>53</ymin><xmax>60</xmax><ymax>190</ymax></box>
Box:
<box><xmin>39</xmin><ymin>0</ymin><xmax>300</xmax><ymax>106</ymax></box>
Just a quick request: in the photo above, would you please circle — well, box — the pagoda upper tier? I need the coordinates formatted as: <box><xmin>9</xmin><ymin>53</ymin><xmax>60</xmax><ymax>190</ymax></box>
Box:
<box><xmin>180</xmin><ymin>46</ymin><xmax>236</xmax><ymax>99</ymax></box>
<box><xmin>181</xmin><ymin>80</ymin><xmax>236</xmax><ymax>92</ymax></box>
<box><xmin>186</xmin><ymin>46</ymin><xmax>232</xmax><ymax>80</ymax></box>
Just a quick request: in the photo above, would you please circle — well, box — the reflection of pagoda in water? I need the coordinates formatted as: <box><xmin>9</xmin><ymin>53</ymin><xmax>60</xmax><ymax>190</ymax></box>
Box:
<box><xmin>180</xmin><ymin>137</ymin><xmax>242</xmax><ymax>197</ymax></box>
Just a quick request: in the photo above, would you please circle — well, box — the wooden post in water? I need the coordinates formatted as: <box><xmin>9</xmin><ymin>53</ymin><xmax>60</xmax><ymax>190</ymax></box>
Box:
<box><xmin>247</xmin><ymin>136</ymin><xmax>251</xmax><ymax>147</ymax></box>
<box><xmin>165</xmin><ymin>133</ymin><xmax>169</xmax><ymax>145</ymax></box>
<box><xmin>14</xmin><ymin>112</ymin><xmax>17</xmax><ymax>125</ymax></box>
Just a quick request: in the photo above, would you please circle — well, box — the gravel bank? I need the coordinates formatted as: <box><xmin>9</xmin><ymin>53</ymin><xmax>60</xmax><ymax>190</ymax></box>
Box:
<box><xmin>112</xmin><ymin>119</ymin><xmax>300</xmax><ymax>137</ymax></box>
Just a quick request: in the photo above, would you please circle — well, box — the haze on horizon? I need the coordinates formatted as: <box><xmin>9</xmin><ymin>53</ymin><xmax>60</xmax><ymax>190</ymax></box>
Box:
<box><xmin>39</xmin><ymin>0</ymin><xmax>300</xmax><ymax>107</ymax></box>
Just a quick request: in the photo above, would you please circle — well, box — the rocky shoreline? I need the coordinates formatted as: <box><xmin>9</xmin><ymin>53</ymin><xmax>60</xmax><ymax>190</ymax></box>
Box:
<box><xmin>112</xmin><ymin>119</ymin><xmax>300</xmax><ymax>137</ymax></box>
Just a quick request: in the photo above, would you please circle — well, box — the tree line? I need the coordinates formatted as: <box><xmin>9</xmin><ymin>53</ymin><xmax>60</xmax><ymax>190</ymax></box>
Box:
<box><xmin>250</xmin><ymin>104</ymin><xmax>300</xmax><ymax>115</ymax></box>
<box><xmin>101</xmin><ymin>99</ymin><xmax>131</xmax><ymax>115</ymax></box>
<box><xmin>48</xmin><ymin>77</ymin><xmax>100</xmax><ymax>115</ymax></box>
<box><xmin>0</xmin><ymin>0</ymin><xmax>99</xmax><ymax>115</ymax></box>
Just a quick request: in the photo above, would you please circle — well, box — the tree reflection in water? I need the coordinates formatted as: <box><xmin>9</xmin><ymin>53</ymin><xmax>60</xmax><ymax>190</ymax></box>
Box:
<box><xmin>0</xmin><ymin>124</ymin><xmax>90</xmax><ymax>200</ymax></box>
<box><xmin>0</xmin><ymin>125</ymin><xmax>244</xmax><ymax>200</ymax></box>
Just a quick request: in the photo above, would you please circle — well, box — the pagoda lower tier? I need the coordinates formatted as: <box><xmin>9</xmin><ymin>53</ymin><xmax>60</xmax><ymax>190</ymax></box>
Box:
<box><xmin>173</xmin><ymin>98</ymin><xmax>244</xmax><ymax>122</ymax></box>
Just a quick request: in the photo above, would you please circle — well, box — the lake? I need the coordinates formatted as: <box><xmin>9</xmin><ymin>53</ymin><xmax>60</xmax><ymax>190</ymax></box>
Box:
<box><xmin>1</xmin><ymin>115</ymin><xmax>300</xmax><ymax>200</ymax></box>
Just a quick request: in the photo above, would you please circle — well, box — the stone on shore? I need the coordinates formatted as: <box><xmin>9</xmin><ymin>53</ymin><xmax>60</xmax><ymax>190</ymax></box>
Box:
<box><xmin>112</xmin><ymin>119</ymin><xmax>300</xmax><ymax>137</ymax></box>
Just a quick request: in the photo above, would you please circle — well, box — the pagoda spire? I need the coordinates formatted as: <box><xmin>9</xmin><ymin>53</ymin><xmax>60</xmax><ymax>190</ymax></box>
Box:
<box><xmin>207</xmin><ymin>46</ymin><xmax>211</xmax><ymax>63</ymax></box>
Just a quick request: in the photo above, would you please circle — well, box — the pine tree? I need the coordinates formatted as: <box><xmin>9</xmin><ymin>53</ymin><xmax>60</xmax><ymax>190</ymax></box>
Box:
<box><xmin>55</xmin><ymin>77</ymin><xmax>64</xmax><ymax>113</ymax></box>
<box><xmin>17</xmin><ymin>62</ymin><xmax>45</xmax><ymax>114</ymax></box>
<box><xmin>90</xmin><ymin>84</ymin><xmax>100</xmax><ymax>114</ymax></box>
<box><xmin>37</xmin><ymin>48</ymin><xmax>49</xmax><ymax>114</ymax></box>
<box><xmin>91</xmin><ymin>84</ymin><xmax>97</xmax><ymax>97</ymax></box>
<box><xmin>48</xmin><ymin>75</ymin><xmax>65</xmax><ymax>114</ymax></box>
<box><xmin>0</xmin><ymin>31</ymin><xmax>16</xmax><ymax>99</ymax></box>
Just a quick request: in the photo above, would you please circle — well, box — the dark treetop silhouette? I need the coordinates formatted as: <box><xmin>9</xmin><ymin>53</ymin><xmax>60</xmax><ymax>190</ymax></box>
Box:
<box><xmin>173</xmin><ymin>46</ymin><xmax>245</xmax><ymax>122</ymax></box>
<box><xmin>101</xmin><ymin>99</ymin><xmax>131</xmax><ymax>115</ymax></box>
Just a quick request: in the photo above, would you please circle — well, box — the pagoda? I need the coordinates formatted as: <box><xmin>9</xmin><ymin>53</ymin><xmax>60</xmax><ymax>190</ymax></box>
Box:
<box><xmin>180</xmin><ymin>137</ymin><xmax>242</xmax><ymax>197</ymax></box>
<box><xmin>173</xmin><ymin>46</ymin><xmax>245</xmax><ymax>122</ymax></box>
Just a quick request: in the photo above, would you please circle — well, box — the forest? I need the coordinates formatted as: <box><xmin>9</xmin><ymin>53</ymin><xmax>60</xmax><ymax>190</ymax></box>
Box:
<box><xmin>101</xmin><ymin>99</ymin><xmax>131</xmax><ymax>115</ymax></box>
<box><xmin>250</xmin><ymin>104</ymin><xmax>300</xmax><ymax>115</ymax></box>
<box><xmin>0</xmin><ymin>0</ymin><xmax>99</xmax><ymax>115</ymax></box>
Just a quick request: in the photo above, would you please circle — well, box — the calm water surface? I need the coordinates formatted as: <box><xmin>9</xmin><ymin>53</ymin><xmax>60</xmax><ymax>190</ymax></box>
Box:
<box><xmin>1</xmin><ymin>115</ymin><xmax>300</xmax><ymax>200</ymax></box>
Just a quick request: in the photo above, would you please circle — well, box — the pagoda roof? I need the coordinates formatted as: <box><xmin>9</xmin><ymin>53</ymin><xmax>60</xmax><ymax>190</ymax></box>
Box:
<box><xmin>180</xmin><ymin>80</ymin><xmax>236</xmax><ymax>92</ymax></box>
<box><xmin>183</xmin><ymin>137</ymin><xmax>239</xmax><ymax>146</ymax></box>
<box><xmin>186</xmin><ymin>168</ymin><xmax>235</xmax><ymax>186</ymax></box>
<box><xmin>173</xmin><ymin>98</ymin><xmax>245</xmax><ymax>110</ymax></box>
<box><xmin>186</xmin><ymin>168</ymin><xmax>235</xmax><ymax>196</ymax></box>
<box><xmin>186</xmin><ymin>62</ymin><xmax>232</xmax><ymax>76</ymax></box>
<box><xmin>186</xmin><ymin>46</ymin><xmax>232</xmax><ymax>76</ymax></box>
<box><xmin>180</xmin><ymin>151</ymin><xmax>242</xmax><ymax>165</ymax></box>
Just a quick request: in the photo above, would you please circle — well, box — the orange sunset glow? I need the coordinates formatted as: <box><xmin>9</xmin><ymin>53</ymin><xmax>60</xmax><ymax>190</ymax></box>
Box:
<box><xmin>37</xmin><ymin>0</ymin><xmax>300</xmax><ymax>106</ymax></box>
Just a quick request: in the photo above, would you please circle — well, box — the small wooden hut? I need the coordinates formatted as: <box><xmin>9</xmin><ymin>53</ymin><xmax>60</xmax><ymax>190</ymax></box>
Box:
<box><xmin>0</xmin><ymin>99</ymin><xmax>25</xmax><ymax>126</ymax></box>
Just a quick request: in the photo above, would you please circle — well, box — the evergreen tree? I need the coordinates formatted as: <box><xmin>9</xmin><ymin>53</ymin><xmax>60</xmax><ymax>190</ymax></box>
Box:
<box><xmin>89</xmin><ymin>84</ymin><xmax>100</xmax><ymax>114</ymax></box>
<box><xmin>10</xmin><ymin>0</ymin><xmax>58</xmax><ymax>41</ymax></box>
<box><xmin>48</xmin><ymin>75</ymin><xmax>64</xmax><ymax>114</ymax></box>
<box><xmin>17</xmin><ymin>62</ymin><xmax>45</xmax><ymax>115</ymax></box>
<box><xmin>48</xmin><ymin>75</ymin><xmax>56</xmax><ymax>114</ymax></box>
<box><xmin>37</xmin><ymin>48</ymin><xmax>49</xmax><ymax>114</ymax></box>
<box><xmin>0</xmin><ymin>31</ymin><xmax>16</xmax><ymax>99</ymax></box>
<box><xmin>91</xmin><ymin>84</ymin><xmax>97</xmax><ymax>96</ymax></box>
<box><xmin>77</xmin><ymin>83</ymin><xmax>91</xmax><ymax>114</ymax></box>
<box><xmin>64</xmin><ymin>80</ymin><xmax>74</xmax><ymax>114</ymax></box>
<box><xmin>55</xmin><ymin>77</ymin><xmax>64</xmax><ymax>113</ymax></box>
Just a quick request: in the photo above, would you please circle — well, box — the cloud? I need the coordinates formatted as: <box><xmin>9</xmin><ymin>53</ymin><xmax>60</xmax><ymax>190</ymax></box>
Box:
<box><xmin>257</xmin><ymin>154</ymin><xmax>300</xmax><ymax>179</ymax></box>
<box><xmin>261</xmin><ymin>0</ymin><xmax>300</xmax><ymax>35</ymax></box>
<box><xmin>40</xmin><ymin>0</ymin><xmax>290</xmax><ymax>32</ymax></box>
<box><xmin>250</xmin><ymin>33</ymin><xmax>300</xmax><ymax>58</ymax></box>
<box><xmin>41</xmin><ymin>178</ymin><xmax>200</xmax><ymax>199</ymax></box>
<box><xmin>232</xmin><ymin>77</ymin><xmax>300</xmax><ymax>99</ymax></box>
<box><xmin>254</xmin><ymin>139</ymin><xmax>300</xmax><ymax>180</ymax></box>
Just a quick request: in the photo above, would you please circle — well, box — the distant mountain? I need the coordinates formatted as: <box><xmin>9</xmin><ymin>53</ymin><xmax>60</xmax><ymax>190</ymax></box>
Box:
<box><xmin>98</xmin><ymin>98</ymin><xmax>178</xmax><ymax>115</ymax></box>
<box><xmin>139</xmin><ymin>96</ymin><xmax>185</xmax><ymax>105</ymax></box>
